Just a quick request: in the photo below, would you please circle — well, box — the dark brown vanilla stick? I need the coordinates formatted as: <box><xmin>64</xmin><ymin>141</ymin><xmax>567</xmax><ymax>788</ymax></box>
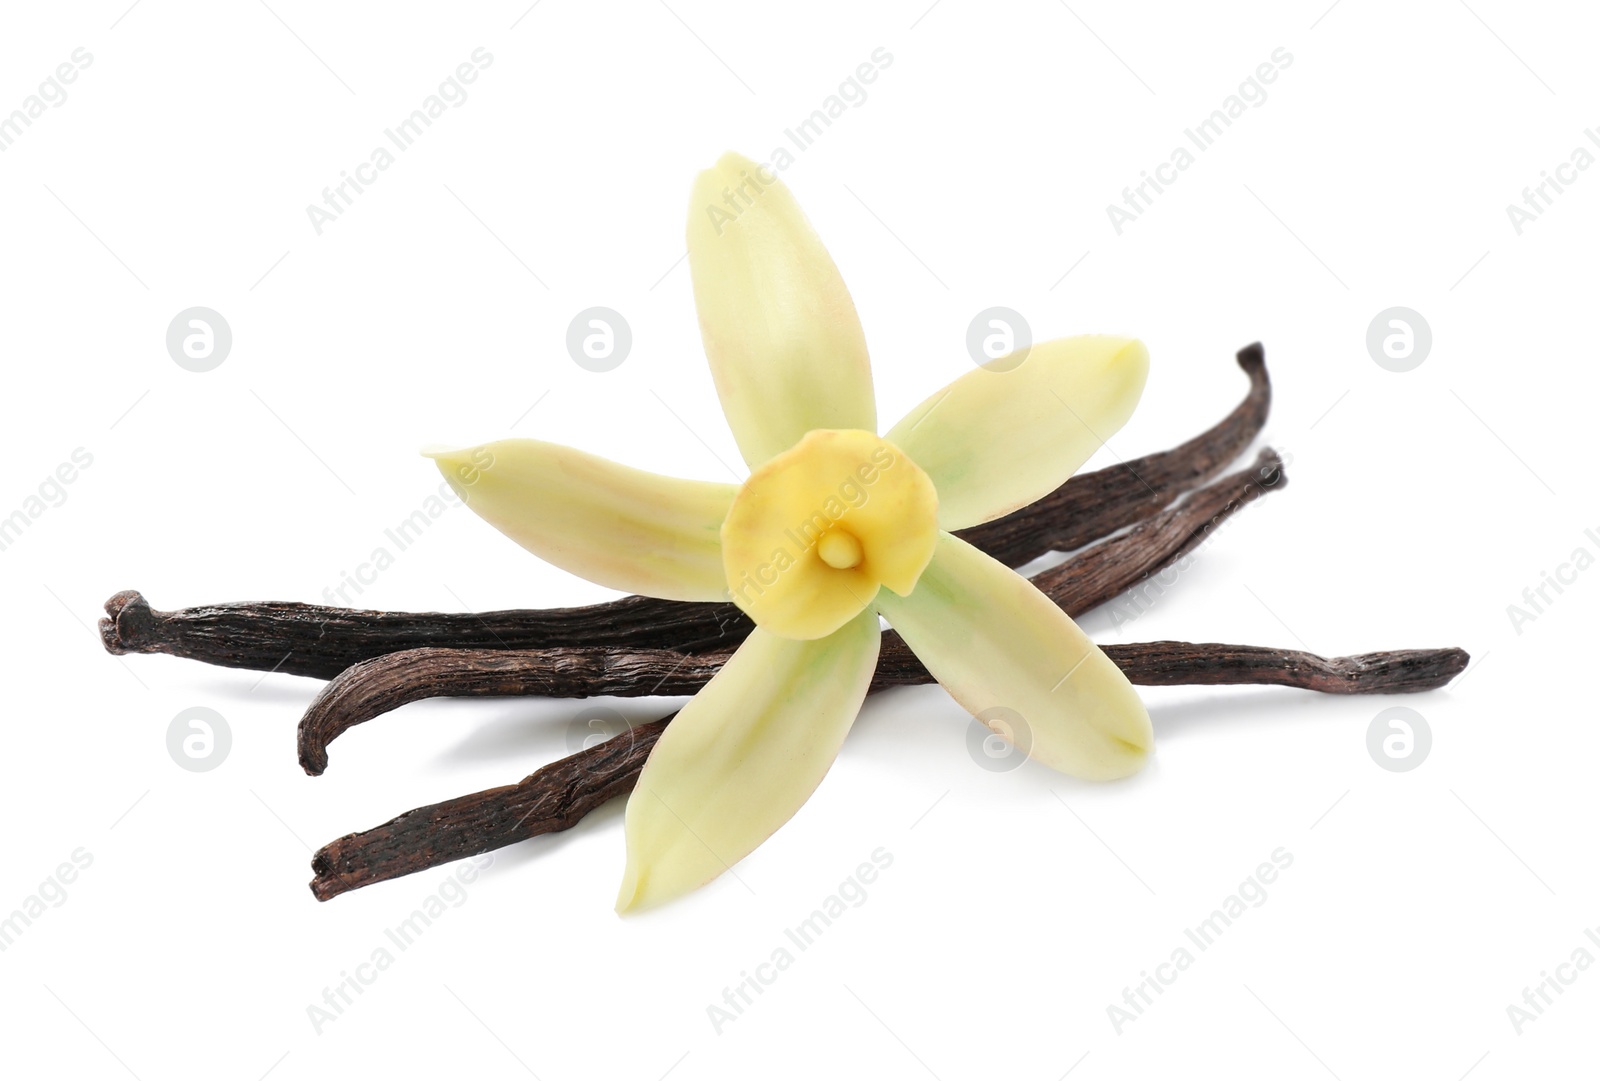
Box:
<box><xmin>101</xmin><ymin>345</ymin><xmax>1272</xmax><ymax>680</ymax></box>
<box><xmin>299</xmin><ymin>449</ymin><xmax>1285</xmax><ymax>774</ymax></box>
<box><xmin>99</xmin><ymin>589</ymin><xmax>750</xmax><ymax>682</ymax></box>
<box><xmin>299</xmin><ymin>649</ymin><xmax>722</xmax><ymax>775</ymax></box>
<box><xmin>312</xmin><ymin>717</ymin><xmax>674</xmax><ymax>901</ymax></box>
<box><xmin>308</xmin><ymin>639</ymin><xmax>1467</xmax><ymax>900</ymax></box>
<box><xmin>1093</xmin><ymin>642</ymin><xmax>1469</xmax><ymax>692</ymax></box>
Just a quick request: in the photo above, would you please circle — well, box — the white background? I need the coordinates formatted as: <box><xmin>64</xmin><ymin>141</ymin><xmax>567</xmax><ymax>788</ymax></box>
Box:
<box><xmin>2</xmin><ymin>1</ymin><xmax>1596</xmax><ymax>1077</ymax></box>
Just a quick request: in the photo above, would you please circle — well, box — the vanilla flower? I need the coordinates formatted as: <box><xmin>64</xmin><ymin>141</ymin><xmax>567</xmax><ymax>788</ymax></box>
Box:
<box><xmin>428</xmin><ymin>153</ymin><xmax>1152</xmax><ymax>912</ymax></box>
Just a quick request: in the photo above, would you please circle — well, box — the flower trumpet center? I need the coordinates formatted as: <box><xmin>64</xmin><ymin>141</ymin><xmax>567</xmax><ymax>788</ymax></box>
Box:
<box><xmin>816</xmin><ymin>529</ymin><xmax>864</xmax><ymax>570</ymax></box>
<box><xmin>720</xmin><ymin>429</ymin><xmax>939</xmax><ymax>640</ymax></box>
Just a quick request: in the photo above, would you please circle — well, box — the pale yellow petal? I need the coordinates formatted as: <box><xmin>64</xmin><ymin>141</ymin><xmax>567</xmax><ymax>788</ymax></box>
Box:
<box><xmin>616</xmin><ymin>607</ymin><xmax>881</xmax><ymax>912</ymax></box>
<box><xmin>886</xmin><ymin>336</ymin><xmax>1149</xmax><ymax>530</ymax></box>
<box><xmin>425</xmin><ymin>439</ymin><xmax>734</xmax><ymax>602</ymax></box>
<box><xmin>688</xmin><ymin>152</ymin><xmax>875</xmax><ymax>468</ymax></box>
<box><xmin>875</xmin><ymin>532</ymin><xmax>1152</xmax><ymax>780</ymax></box>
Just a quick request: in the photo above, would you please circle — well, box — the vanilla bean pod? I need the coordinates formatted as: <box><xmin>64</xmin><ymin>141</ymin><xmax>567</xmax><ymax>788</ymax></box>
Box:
<box><xmin>98</xmin><ymin>589</ymin><xmax>747</xmax><ymax>681</ymax></box>
<box><xmin>101</xmin><ymin>346</ymin><xmax>1271</xmax><ymax>679</ymax></box>
<box><xmin>308</xmin><ymin>639</ymin><xmax>1466</xmax><ymax>900</ymax></box>
<box><xmin>300</xmin><ymin>449</ymin><xmax>1284</xmax><ymax>774</ymax></box>
<box><xmin>312</xmin><ymin>717</ymin><xmax>675</xmax><ymax>901</ymax></box>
